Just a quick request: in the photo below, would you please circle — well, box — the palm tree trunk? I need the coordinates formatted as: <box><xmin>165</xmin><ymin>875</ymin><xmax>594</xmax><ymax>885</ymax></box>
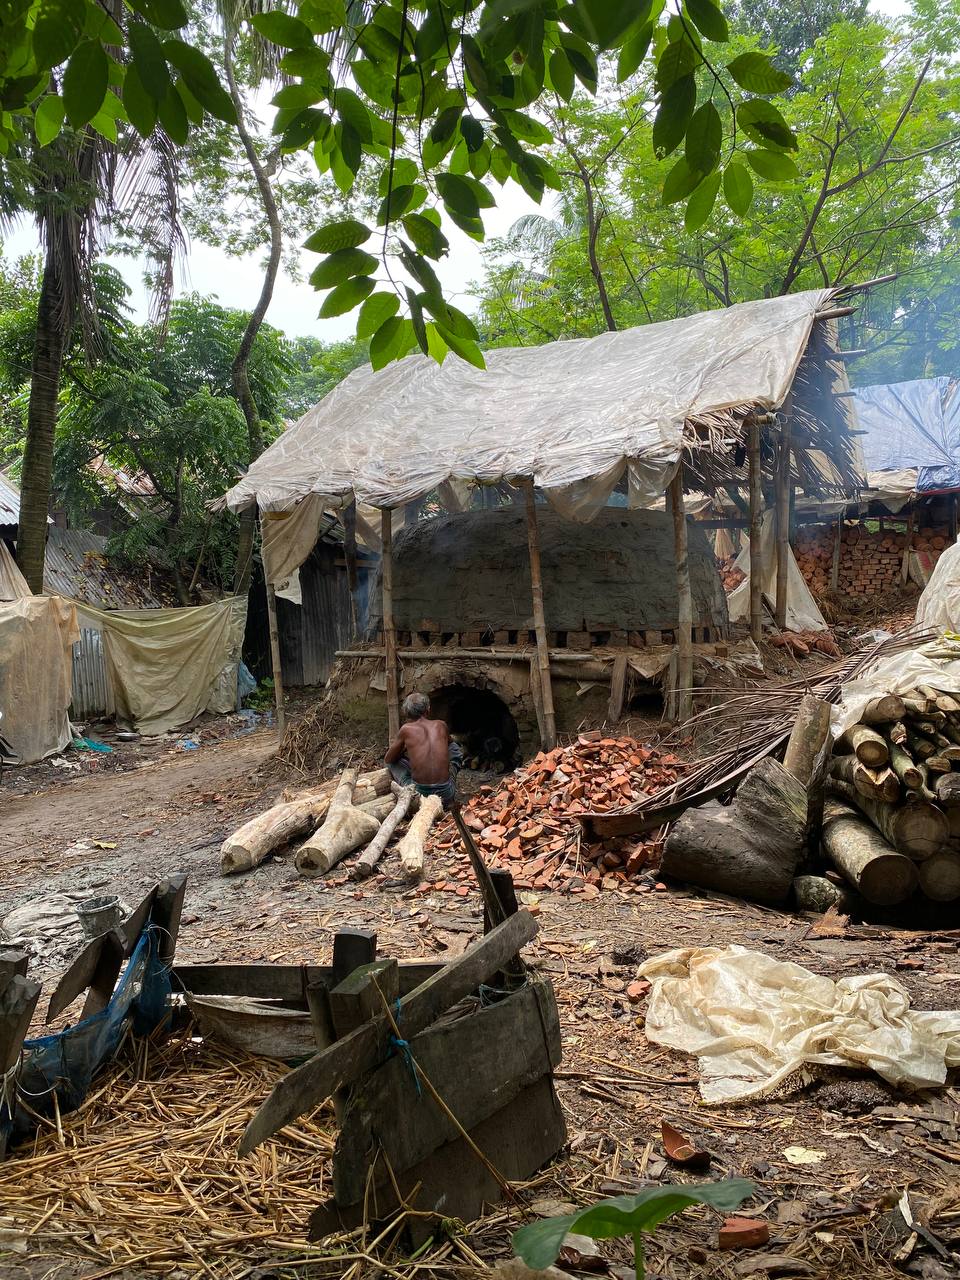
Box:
<box><xmin>17</xmin><ymin>242</ymin><xmax>70</xmax><ymax>593</ymax></box>
<box><xmin>225</xmin><ymin>43</ymin><xmax>282</xmax><ymax>596</ymax></box>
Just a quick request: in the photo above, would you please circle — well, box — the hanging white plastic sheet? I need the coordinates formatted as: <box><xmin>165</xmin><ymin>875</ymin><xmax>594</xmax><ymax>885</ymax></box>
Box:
<box><xmin>0</xmin><ymin>595</ymin><xmax>79</xmax><ymax>763</ymax></box>
<box><xmin>726</xmin><ymin>509</ymin><xmax>828</xmax><ymax>632</ymax></box>
<box><xmin>640</xmin><ymin>945</ymin><xmax>960</xmax><ymax>1104</ymax></box>
<box><xmin>223</xmin><ymin>290</ymin><xmax>834</xmax><ymax>528</ymax></box>
<box><xmin>916</xmin><ymin>540</ymin><xmax>960</xmax><ymax>633</ymax></box>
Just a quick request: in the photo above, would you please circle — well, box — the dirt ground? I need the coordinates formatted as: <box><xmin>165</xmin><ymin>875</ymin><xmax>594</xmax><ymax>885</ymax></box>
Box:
<box><xmin>2</xmin><ymin>696</ymin><xmax>960</xmax><ymax>1280</ymax></box>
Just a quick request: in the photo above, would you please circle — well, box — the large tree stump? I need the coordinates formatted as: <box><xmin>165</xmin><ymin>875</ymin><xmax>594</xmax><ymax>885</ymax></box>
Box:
<box><xmin>295</xmin><ymin>769</ymin><xmax>381</xmax><ymax>878</ymax></box>
<box><xmin>661</xmin><ymin>757</ymin><xmax>807</xmax><ymax>906</ymax></box>
<box><xmin>822</xmin><ymin>799</ymin><xmax>918</xmax><ymax>905</ymax></box>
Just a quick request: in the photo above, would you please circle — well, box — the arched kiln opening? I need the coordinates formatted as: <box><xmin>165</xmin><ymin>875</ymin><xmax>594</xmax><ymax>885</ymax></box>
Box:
<box><xmin>428</xmin><ymin>684</ymin><xmax>520</xmax><ymax>770</ymax></box>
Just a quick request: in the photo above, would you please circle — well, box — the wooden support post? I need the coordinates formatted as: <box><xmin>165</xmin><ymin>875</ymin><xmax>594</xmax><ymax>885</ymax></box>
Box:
<box><xmin>381</xmin><ymin>508</ymin><xmax>400</xmax><ymax>742</ymax></box>
<box><xmin>332</xmin><ymin>928</ymin><xmax>377</xmax><ymax>987</ymax></box>
<box><xmin>774</xmin><ymin>418</ymin><xmax>792</xmax><ymax>630</ymax></box>
<box><xmin>831</xmin><ymin>514</ymin><xmax>842</xmax><ymax>589</ymax></box>
<box><xmin>343</xmin><ymin>498</ymin><xmax>359</xmax><ymax>637</ymax></box>
<box><xmin>952</xmin><ymin>493</ymin><xmax>958</xmax><ymax>545</ymax></box>
<box><xmin>902</xmin><ymin>507</ymin><xmax>915</xmax><ymax>584</ymax></box>
<box><xmin>265</xmin><ymin>581</ymin><xmax>286</xmax><ymax>739</ymax></box>
<box><xmin>522</xmin><ymin>479</ymin><xmax>556</xmax><ymax>750</ymax></box>
<box><xmin>668</xmin><ymin>469</ymin><xmax>693</xmax><ymax>724</ymax></box>
<box><xmin>607</xmin><ymin>652</ymin><xmax>628</xmax><ymax>725</ymax></box>
<box><xmin>748</xmin><ymin>415</ymin><xmax>764</xmax><ymax>645</ymax></box>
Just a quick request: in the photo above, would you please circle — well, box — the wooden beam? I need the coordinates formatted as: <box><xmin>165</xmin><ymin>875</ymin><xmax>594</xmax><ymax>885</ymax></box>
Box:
<box><xmin>522</xmin><ymin>479</ymin><xmax>556</xmax><ymax>750</ymax></box>
<box><xmin>747</xmin><ymin>415</ymin><xmax>764</xmax><ymax>645</ymax></box>
<box><xmin>668</xmin><ymin>470</ymin><xmax>693</xmax><ymax>723</ymax></box>
<box><xmin>239</xmin><ymin>908</ymin><xmax>539</xmax><ymax>1154</ymax></box>
<box><xmin>774</xmin><ymin>417</ymin><xmax>792</xmax><ymax>629</ymax></box>
<box><xmin>381</xmin><ymin>508</ymin><xmax>400</xmax><ymax>741</ymax></box>
<box><xmin>265</xmin><ymin>581</ymin><xmax>286</xmax><ymax>739</ymax></box>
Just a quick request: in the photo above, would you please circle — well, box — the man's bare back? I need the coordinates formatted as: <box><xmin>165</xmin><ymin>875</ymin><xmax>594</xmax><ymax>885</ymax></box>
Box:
<box><xmin>385</xmin><ymin>716</ymin><xmax>450</xmax><ymax>784</ymax></box>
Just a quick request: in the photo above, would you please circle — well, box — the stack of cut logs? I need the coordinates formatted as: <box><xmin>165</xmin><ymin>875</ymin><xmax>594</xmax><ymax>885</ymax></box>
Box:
<box><xmin>824</xmin><ymin>687</ymin><xmax>960</xmax><ymax>905</ymax></box>
<box><xmin>795</xmin><ymin>523</ymin><xmax>950</xmax><ymax>598</ymax></box>
<box><xmin>219</xmin><ymin>767</ymin><xmax>443</xmax><ymax>881</ymax></box>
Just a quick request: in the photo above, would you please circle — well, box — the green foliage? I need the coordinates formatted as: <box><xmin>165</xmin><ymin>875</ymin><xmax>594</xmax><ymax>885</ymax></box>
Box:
<box><xmin>513</xmin><ymin>1181</ymin><xmax>755</xmax><ymax>1278</ymax></box>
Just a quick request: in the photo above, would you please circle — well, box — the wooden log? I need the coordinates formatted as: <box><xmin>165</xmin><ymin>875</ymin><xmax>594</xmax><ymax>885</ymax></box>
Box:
<box><xmin>220</xmin><ymin>788</ymin><xmax>338</xmax><ymax>875</ymax></box>
<box><xmin>887</xmin><ymin>720</ymin><xmax>908</xmax><ymax>746</ymax></box>
<box><xmin>792</xmin><ymin>875</ymin><xmax>858</xmax><ymax>915</ymax></box>
<box><xmin>606</xmin><ymin>651</ymin><xmax>628</xmax><ymax>724</ymax></box>
<box><xmin>934</xmin><ymin>773</ymin><xmax>960</xmax><ymax>807</ymax></box>
<box><xmin>239</xmin><ymin>908</ymin><xmax>540</xmax><ymax>1154</ymax></box>
<box><xmin>836</xmin><ymin>723</ymin><xmax>888</xmax><ymax>768</ymax></box>
<box><xmin>668</xmin><ymin>470</ymin><xmax>693</xmax><ymax>722</ymax></box>
<box><xmin>926</xmin><ymin>755</ymin><xmax>952</xmax><ymax>775</ymax></box>
<box><xmin>917</xmin><ymin>850</ymin><xmax>960</xmax><ymax>901</ymax></box>
<box><xmin>870</xmin><ymin>767</ymin><xmax>901</xmax><ymax>803</ymax></box>
<box><xmin>906</xmin><ymin>729</ymin><xmax>937</xmax><ymax>760</ymax></box>
<box><xmin>783</xmin><ymin>695</ymin><xmax>832</xmax><ymax>787</ymax></box>
<box><xmin>821</xmin><ymin>799</ymin><xmax>918</xmax><ymax>906</ymax></box>
<box><xmin>661</xmin><ymin>757</ymin><xmax>806</xmax><ymax>906</ymax></box>
<box><xmin>396</xmin><ymin>793</ymin><xmax>443</xmax><ymax>879</ymax></box>
<box><xmin>280</xmin><ymin>768</ymin><xmax>393</xmax><ymax>804</ymax></box>
<box><xmin>329</xmin><ymin>959</ymin><xmax>400</xmax><ymax>1041</ymax></box>
<box><xmin>295</xmin><ymin>768</ymin><xmax>381</xmax><ymax>878</ymax></box>
<box><xmin>522</xmin><ymin>478</ymin><xmax>557</xmax><ymax>750</ymax></box>
<box><xmin>828</xmin><ymin>779</ymin><xmax>947</xmax><ymax>860</ymax></box>
<box><xmin>353</xmin><ymin>787</ymin><xmax>416</xmax><ymax>879</ymax></box>
<box><xmin>774</xmin><ymin>418</ymin><xmax>791</xmax><ymax>630</ymax></box>
<box><xmin>0</xmin><ymin>974</ymin><xmax>41</xmax><ymax>1075</ymax></box>
<box><xmin>861</xmin><ymin>694</ymin><xmax>906</xmax><ymax>724</ymax></box>
<box><xmin>933</xmin><ymin>734</ymin><xmax>960</xmax><ymax>762</ymax></box>
<box><xmin>888</xmin><ymin>743</ymin><xmax>923</xmax><ymax>792</ymax></box>
<box><xmin>359</xmin><ymin>794</ymin><xmax>401</xmax><ymax>821</ymax></box>
<box><xmin>830</xmin><ymin>754</ymin><xmax>882</xmax><ymax>800</ymax></box>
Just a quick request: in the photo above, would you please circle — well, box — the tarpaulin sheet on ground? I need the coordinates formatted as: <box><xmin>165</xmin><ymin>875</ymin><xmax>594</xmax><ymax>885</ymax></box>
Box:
<box><xmin>726</xmin><ymin>509</ymin><xmax>828</xmax><ymax>633</ymax></box>
<box><xmin>224</xmin><ymin>289</ymin><xmax>835</xmax><ymax>579</ymax></box>
<box><xmin>853</xmin><ymin>377</ymin><xmax>960</xmax><ymax>495</ymax></box>
<box><xmin>0</xmin><ymin>595</ymin><xmax>78</xmax><ymax>764</ymax></box>
<box><xmin>77</xmin><ymin>596</ymin><xmax>247</xmax><ymax>736</ymax></box>
<box><xmin>640</xmin><ymin>945</ymin><xmax>960</xmax><ymax>1104</ymax></box>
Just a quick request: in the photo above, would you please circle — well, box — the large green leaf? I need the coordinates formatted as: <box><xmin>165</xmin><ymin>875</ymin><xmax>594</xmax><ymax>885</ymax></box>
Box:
<box><xmin>661</xmin><ymin>154</ymin><xmax>704</xmax><ymax>205</ymax></box>
<box><xmin>129</xmin><ymin>20</ymin><xmax>171</xmax><ymax>103</ymax></box>
<box><xmin>334</xmin><ymin>87</ymin><xmax>373</xmax><ymax>143</ymax></box>
<box><xmin>564</xmin><ymin>0</ymin><xmax>648</xmax><ymax>50</ymax></box>
<box><xmin>548</xmin><ymin>49</ymin><xmax>575</xmax><ymax>100</ymax></box>
<box><xmin>123</xmin><ymin>63</ymin><xmax>158</xmax><ymax>136</ymax></box>
<box><xmin>436</xmin><ymin>324</ymin><xmax>485</xmax><ymax>368</ymax></box>
<box><xmin>304</xmin><ymin>219</ymin><xmax>370</xmax><ymax>253</ymax></box>
<box><xmin>436</xmin><ymin>171</ymin><xmax>480</xmax><ymax>217</ymax></box>
<box><xmin>685</xmin><ymin>170</ymin><xmax>721</xmax><ymax>231</ymax></box>
<box><xmin>281</xmin><ymin>107</ymin><xmax>328</xmax><ymax>149</ymax></box>
<box><xmin>369</xmin><ymin>316</ymin><xmax>410</xmax><ymax>370</ymax></box>
<box><xmin>558</xmin><ymin>33</ymin><xmax>598</xmax><ymax>91</ymax></box>
<box><xmin>656</xmin><ymin>37</ymin><xmax>699</xmax><ymax>93</ymax></box>
<box><xmin>318</xmin><ymin>275</ymin><xmax>376</xmax><ymax>318</ymax></box>
<box><xmin>617</xmin><ymin>22</ymin><xmax>653</xmax><ymax>82</ymax></box>
<box><xmin>157</xmin><ymin>78</ymin><xmax>188</xmax><ymax>143</ymax></box>
<box><xmin>310</xmin><ymin>248</ymin><xmax>378</xmax><ymax>289</ymax></box>
<box><xmin>737</xmin><ymin>99</ymin><xmax>796</xmax><ymax>150</ymax></box>
<box><xmin>402</xmin><ymin>214</ymin><xmax>449</xmax><ymax>259</ymax></box>
<box><xmin>33</xmin><ymin>0</ymin><xmax>86</xmax><ymax>71</ymax></box>
<box><xmin>250</xmin><ymin>12</ymin><xmax>314</xmax><ymax>48</ymax></box>
<box><xmin>652</xmin><ymin>75</ymin><xmax>695</xmax><ymax>159</ymax></box>
<box><xmin>685</xmin><ymin>101</ymin><xmax>721</xmax><ymax>172</ymax></box>
<box><xmin>379</xmin><ymin>157</ymin><xmax>419</xmax><ymax>195</ymax></box>
<box><xmin>513</xmin><ymin>1181</ymin><xmax>755</xmax><ymax>1272</ymax></box>
<box><xmin>299</xmin><ymin>0</ymin><xmax>346</xmax><ymax>35</ymax></box>
<box><xmin>34</xmin><ymin>93</ymin><xmax>65</xmax><ymax>147</ymax></box>
<box><xmin>686</xmin><ymin>0</ymin><xmax>728</xmax><ymax>42</ymax></box>
<box><xmin>722</xmin><ymin>159</ymin><xmax>754</xmax><ymax>215</ymax></box>
<box><xmin>129</xmin><ymin>0</ymin><xmax>188</xmax><ymax>29</ymax></box>
<box><xmin>726</xmin><ymin>52</ymin><xmax>793</xmax><ymax>95</ymax></box>
<box><xmin>357</xmin><ymin>291</ymin><xmax>400</xmax><ymax>340</ymax></box>
<box><xmin>279</xmin><ymin>47</ymin><xmax>331</xmax><ymax>86</ymax></box>
<box><xmin>63</xmin><ymin>40</ymin><xmax>109</xmax><ymax>128</ymax></box>
<box><xmin>163</xmin><ymin>40</ymin><xmax>236</xmax><ymax>122</ymax></box>
<box><xmin>746</xmin><ymin>148</ymin><xmax>799</xmax><ymax>181</ymax></box>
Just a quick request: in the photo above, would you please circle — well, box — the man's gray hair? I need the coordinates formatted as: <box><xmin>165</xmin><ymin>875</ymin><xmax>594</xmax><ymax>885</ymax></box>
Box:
<box><xmin>403</xmin><ymin>692</ymin><xmax>430</xmax><ymax>720</ymax></box>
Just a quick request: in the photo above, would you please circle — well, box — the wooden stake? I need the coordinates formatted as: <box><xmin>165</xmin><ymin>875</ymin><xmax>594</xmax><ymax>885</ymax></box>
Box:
<box><xmin>668</xmin><ymin>469</ymin><xmax>693</xmax><ymax>723</ymax></box>
<box><xmin>522</xmin><ymin>479</ymin><xmax>556</xmax><ymax>750</ymax></box>
<box><xmin>774</xmin><ymin>417</ymin><xmax>792</xmax><ymax>629</ymax></box>
<box><xmin>747</xmin><ymin>416</ymin><xmax>763</xmax><ymax>645</ymax></box>
<box><xmin>380</xmin><ymin>508</ymin><xmax>400</xmax><ymax>742</ymax></box>
<box><xmin>265</xmin><ymin>582</ymin><xmax>285</xmax><ymax>739</ymax></box>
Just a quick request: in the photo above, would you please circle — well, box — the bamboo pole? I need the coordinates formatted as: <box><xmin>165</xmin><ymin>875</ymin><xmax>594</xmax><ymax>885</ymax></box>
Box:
<box><xmin>668</xmin><ymin>469</ymin><xmax>693</xmax><ymax>723</ymax></box>
<box><xmin>343</xmin><ymin>498</ymin><xmax>359</xmax><ymax>637</ymax></box>
<box><xmin>265</xmin><ymin>582</ymin><xmax>285</xmax><ymax>739</ymax></box>
<box><xmin>748</xmin><ymin>415</ymin><xmax>764</xmax><ymax>645</ymax></box>
<box><xmin>774</xmin><ymin>418</ymin><xmax>792</xmax><ymax>629</ymax></box>
<box><xmin>380</xmin><ymin>508</ymin><xmax>400</xmax><ymax>741</ymax></box>
<box><xmin>522</xmin><ymin>478</ymin><xmax>557</xmax><ymax>750</ymax></box>
<box><xmin>902</xmin><ymin>507</ymin><xmax>914</xmax><ymax>584</ymax></box>
<box><xmin>831</xmin><ymin>513</ymin><xmax>842</xmax><ymax>589</ymax></box>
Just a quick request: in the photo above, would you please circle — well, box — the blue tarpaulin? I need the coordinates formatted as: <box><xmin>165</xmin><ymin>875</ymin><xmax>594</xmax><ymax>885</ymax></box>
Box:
<box><xmin>853</xmin><ymin>377</ymin><xmax>960</xmax><ymax>493</ymax></box>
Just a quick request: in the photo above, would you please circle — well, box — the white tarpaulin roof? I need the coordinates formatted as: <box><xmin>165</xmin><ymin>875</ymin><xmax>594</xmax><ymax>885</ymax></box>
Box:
<box><xmin>224</xmin><ymin>289</ymin><xmax>834</xmax><ymax>518</ymax></box>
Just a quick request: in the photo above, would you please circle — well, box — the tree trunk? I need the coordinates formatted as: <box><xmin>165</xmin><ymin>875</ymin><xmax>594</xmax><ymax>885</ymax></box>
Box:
<box><xmin>17</xmin><ymin>243</ymin><xmax>70</xmax><ymax>593</ymax></box>
<box><xmin>887</xmin><ymin>742</ymin><xmax>923</xmax><ymax>791</ymax></box>
<box><xmin>792</xmin><ymin>874</ymin><xmax>858</xmax><ymax>915</ymax></box>
<box><xmin>354</xmin><ymin>787</ymin><xmax>416</xmax><ymax>879</ymax></box>
<box><xmin>396</xmin><ymin>793</ymin><xmax>444</xmax><ymax>879</ymax></box>
<box><xmin>661</xmin><ymin>756</ymin><xmax>807</xmax><ymax>905</ymax></box>
<box><xmin>295</xmin><ymin>768</ymin><xmax>381</xmax><ymax>878</ymax></box>
<box><xmin>821</xmin><ymin>799</ymin><xmax>917</xmax><ymax>906</ymax></box>
<box><xmin>225</xmin><ymin>42</ymin><xmax>282</xmax><ymax>597</ymax></box>
<box><xmin>783</xmin><ymin>694</ymin><xmax>832</xmax><ymax>786</ymax></box>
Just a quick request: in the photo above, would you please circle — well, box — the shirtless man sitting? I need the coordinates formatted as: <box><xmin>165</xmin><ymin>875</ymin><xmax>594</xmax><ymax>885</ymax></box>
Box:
<box><xmin>384</xmin><ymin>692</ymin><xmax>461</xmax><ymax>808</ymax></box>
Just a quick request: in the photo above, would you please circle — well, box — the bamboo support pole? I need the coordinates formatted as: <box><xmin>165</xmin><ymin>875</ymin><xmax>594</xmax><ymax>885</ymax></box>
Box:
<box><xmin>902</xmin><ymin>508</ymin><xmax>914</xmax><ymax>584</ymax></box>
<box><xmin>774</xmin><ymin>418</ymin><xmax>792</xmax><ymax>629</ymax></box>
<box><xmin>343</xmin><ymin>498</ymin><xmax>359</xmax><ymax>637</ymax></box>
<box><xmin>831</xmin><ymin>513</ymin><xmax>842</xmax><ymax>589</ymax></box>
<box><xmin>668</xmin><ymin>469</ymin><xmax>693</xmax><ymax>723</ymax></box>
<box><xmin>748</xmin><ymin>415</ymin><xmax>764</xmax><ymax>645</ymax></box>
<box><xmin>380</xmin><ymin>508</ymin><xmax>400</xmax><ymax>742</ymax></box>
<box><xmin>522</xmin><ymin>478</ymin><xmax>557</xmax><ymax>750</ymax></box>
<box><xmin>265</xmin><ymin>582</ymin><xmax>285</xmax><ymax>739</ymax></box>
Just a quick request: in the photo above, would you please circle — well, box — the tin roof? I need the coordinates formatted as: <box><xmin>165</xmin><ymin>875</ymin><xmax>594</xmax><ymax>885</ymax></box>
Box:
<box><xmin>0</xmin><ymin>470</ymin><xmax>54</xmax><ymax>527</ymax></box>
<box><xmin>43</xmin><ymin>529</ymin><xmax>173</xmax><ymax>609</ymax></box>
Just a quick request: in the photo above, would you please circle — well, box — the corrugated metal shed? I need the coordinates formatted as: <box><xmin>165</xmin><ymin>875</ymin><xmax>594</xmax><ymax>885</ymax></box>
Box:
<box><xmin>43</xmin><ymin>529</ymin><xmax>171</xmax><ymax>609</ymax></box>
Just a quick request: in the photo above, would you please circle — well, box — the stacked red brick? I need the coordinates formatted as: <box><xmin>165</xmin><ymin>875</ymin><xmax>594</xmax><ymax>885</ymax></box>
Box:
<box><xmin>795</xmin><ymin>524</ymin><xmax>951</xmax><ymax>598</ymax></box>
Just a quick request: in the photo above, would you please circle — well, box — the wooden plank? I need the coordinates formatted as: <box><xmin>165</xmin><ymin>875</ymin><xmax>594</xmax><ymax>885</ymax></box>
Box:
<box><xmin>522</xmin><ymin>479</ymin><xmax>557</xmax><ymax>750</ymax></box>
<box><xmin>46</xmin><ymin>931</ymin><xmax>117</xmax><ymax>1023</ymax></box>
<box><xmin>329</xmin><ymin>959</ymin><xmax>399</xmax><ymax>1041</ymax></box>
<box><xmin>122</xmin><ymin>885</ymin><xmax>158</xmax><ymax>954</ymax></box>
<box><xmin>606</xmin><ymin>652</ymin><xmax>628</xmax><ymax>724</ymax></box>
<box><xmin>81</xmin><ymin>930</ymin><xmax>126</xmax><ymax>1020</ymax></box>
<box><xmin>774</xmin><ymin>415</ymin><xmax>792</xmax><ymax>629</ymax></box>
<box><xmin>0</xmin><ymin>975</ymin><xmax>41</xmax><ymax>1075</ymax></box>
<box><xmin>310</xmin><ymin>1074</ymin><xmax>566</xmax><ymax>1244</ymax></box>
<box><xmin>331</xmin><ymin>928</ymin><xmax>377</xmax><ymax>986</ymax></box>
<box><xmin>668</xmin><ymin>469</ymin><xmax>693</xmax><ymax>723</ymax></box>
<box><xmin>266</xmin><ymin>582</ymin><xmax>286</xmax><ymax>739</ymax></box>
<box><xmin>239</xmin><ymin>909</ymin><xmax>539</xmax><ymax>1154</ymax></box>
<box><xmin>332</xmin><ymin>978</ymin><xmax>561</xmax><ymax>1205</ymax></box>
<box><xmin>381</xmin><ymin>508</ymin><xmax>400</xmax><ymax>741</ymax></box>
<box><xmin>153</xmin><ymin>873</ymin><xmax>187</xmax><ymax>967</ymax></box>
<box><xmin>173</xmin><ymin>960</ymin><xmax>443</xmax><ymax>1002</ymax></box>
